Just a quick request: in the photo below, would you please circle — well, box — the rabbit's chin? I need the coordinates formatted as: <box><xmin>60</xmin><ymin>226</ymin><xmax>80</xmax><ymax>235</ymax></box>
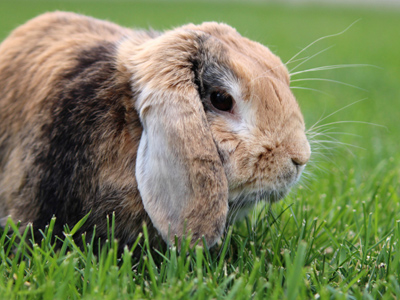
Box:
<box><xmin>227</xmin><ymin>163</ymin><xmax>305</xmax><ymax>205</ymax></box>
<box><xmin>226</xmin><ymin>183</ymin><xmax>296</xmax><ymax>223</ymax></box>
<box><xmin>226</xmin><ymin>188</ymin><xmax>290</xmax><ymax>223</ymax></box>
<box><xmin>228</xmin><ymin>187</ymin><xmax>289</xmax><ymax>206</ymax></box>
<box><xmin>226</xmin><ymin>163</ymin><xmax>306</xmax><ymax>222</ymax></box>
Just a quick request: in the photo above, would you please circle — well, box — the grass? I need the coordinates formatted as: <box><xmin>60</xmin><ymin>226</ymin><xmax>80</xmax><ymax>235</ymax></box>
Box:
<box><xmin>0</xmin><ymin>1</ymin><xmax>399</xmax><ymax>299</ymax></box>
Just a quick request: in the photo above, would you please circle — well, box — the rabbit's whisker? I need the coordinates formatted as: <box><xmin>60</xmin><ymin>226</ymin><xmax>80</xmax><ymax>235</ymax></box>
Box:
<box><xmin>308</xmin><ymin>130</ymin><xmax>362</xmax><ymax>139</ymax></box>
<box><xmin>285</xmin><ymin>19</ymin><xmax>361</xmax><ymax>66</ymax></box>
<box><xmin>289</xmin><ymin>45</ymin><xmax>335</xmax><ymax>73</ymax></box>
<box><xmin>310</xmin><ymin>120</ymin><xmax>386</xmax><ymax>132</ymax></box>
<box><xmin>307</xmin><ymin>98</ymin><xmax>367</xmax><ymax>132</ymax></box>
<box><xmin>290</xmin><ymin>86</ymin><xmax>333</xmax><ymax>96</ymax></box>
<box><xmin>291</xmin><ymin>78</ymin><xmax>367</xmax><ymax>91</ymax></box>
<box><xmin>290</xmin><ymin>64</ymin><xmax>373</xmax><ymax>77</ymax></box>
<box><xmin>311</xmin><ymin>139</ymin><xmax>365</xmax><ymax>150</ymax></box>
<box><xmin>286</xmin><ymin>56</ymin><xmax>312</xmax><ymax>65</ymax></box>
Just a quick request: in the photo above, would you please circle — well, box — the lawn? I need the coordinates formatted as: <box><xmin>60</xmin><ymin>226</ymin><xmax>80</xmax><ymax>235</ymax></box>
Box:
<box><xmin>0</xmin><ymin>1</ymin><xmax>399</xmax><ymax>299</ymax></box>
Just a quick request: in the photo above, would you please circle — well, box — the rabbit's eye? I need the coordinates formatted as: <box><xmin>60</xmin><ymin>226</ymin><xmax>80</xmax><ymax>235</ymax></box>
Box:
<box><xmin>210</xmin><ymin>91</ymin><xmax>233</xmax><ymax>112</ymax></box>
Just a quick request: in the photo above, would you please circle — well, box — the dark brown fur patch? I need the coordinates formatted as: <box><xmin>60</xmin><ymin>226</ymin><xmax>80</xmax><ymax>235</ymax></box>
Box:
<box><xmin>22</xmin><ymin>42</ymin><xmax>152</xmax><ymax>248</ymax></box>
<box><xmin>31</xmin><ymin>42</ymin><xmax>117</xmax><ymax>234</ymax></box>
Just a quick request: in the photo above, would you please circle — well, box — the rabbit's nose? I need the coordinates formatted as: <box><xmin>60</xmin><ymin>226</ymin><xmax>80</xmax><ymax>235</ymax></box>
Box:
<box><xmin>290</xmin><ymin>148</ymin><xmax>310</xmax><ymax>166</ymax></box>
<box><xmin>291</xmin><ymin>156</ymin><xmax>308</xmax><ymax>166</ymax></box>
<box><xmin>289</xmin><ymin>137</ymin><xmax>311</xmax><ymax>166</ymax></box>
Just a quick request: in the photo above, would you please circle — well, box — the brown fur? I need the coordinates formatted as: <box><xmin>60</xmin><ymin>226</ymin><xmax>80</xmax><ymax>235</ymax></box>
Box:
<box><xmin>0</xmin><ymin>12</ymin><xmax>310</xmax><ymax>249</ymax></box>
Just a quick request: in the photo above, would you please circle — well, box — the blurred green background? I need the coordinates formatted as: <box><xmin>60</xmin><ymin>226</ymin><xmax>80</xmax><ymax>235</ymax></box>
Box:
<box><xmin>0</xmin><ymin>0</ymin><xmax>399</xmax><ymax>176</ymax></box>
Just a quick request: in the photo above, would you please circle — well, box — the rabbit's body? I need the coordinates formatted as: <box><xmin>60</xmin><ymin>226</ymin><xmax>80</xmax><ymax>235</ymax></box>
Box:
<box><xmin>0</xmin><ymin>12</ymin><xmax>310</xmax><ymax>248</ymax></box>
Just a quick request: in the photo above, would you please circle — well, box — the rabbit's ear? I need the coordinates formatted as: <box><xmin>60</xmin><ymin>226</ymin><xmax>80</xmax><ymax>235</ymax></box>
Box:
<box><xmin>119</xmin><ymin>30</ymin><xmax>229</xmax><ymax>246</ymax></box>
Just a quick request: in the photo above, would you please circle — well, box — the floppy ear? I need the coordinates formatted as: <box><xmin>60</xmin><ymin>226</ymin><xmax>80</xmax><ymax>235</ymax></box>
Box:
<box><xmin>118</xmin><ymin>29</ymin><xmax>228</xmax><ymax>246</ymax></box>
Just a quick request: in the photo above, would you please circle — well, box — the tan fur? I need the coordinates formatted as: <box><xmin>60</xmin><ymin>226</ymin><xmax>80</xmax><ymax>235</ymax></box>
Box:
<box><xmin>0</xmin><ymin>12</ymin><xmax>310</xmax><ymax>249</ymax></box>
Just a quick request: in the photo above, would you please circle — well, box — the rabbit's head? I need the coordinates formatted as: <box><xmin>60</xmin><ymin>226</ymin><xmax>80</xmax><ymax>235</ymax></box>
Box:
<box><xmin>118</xmin><ymin>22</ymin><xmax>310</xmax><ymax>246</ymax></box>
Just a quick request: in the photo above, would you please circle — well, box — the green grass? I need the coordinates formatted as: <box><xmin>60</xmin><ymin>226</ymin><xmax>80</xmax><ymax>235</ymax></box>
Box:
<box><xmin>0</xmin><ymin>1</ymin><xmax>399</xmax><ymax>299</ymax></box>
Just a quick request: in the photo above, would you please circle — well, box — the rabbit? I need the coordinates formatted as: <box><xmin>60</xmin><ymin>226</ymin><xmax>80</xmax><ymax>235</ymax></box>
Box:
<box><xmin>0</xmin><ymin>11</ymin><xmax>311</xmax><ymax>249</ymax></box>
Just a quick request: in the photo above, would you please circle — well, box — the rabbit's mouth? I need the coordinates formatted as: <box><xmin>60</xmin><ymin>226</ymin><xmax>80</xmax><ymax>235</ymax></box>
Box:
<box><xmin>226</xmin><ymin>155</ymin><xmax>305</xmax><ymax>205</ymax></box>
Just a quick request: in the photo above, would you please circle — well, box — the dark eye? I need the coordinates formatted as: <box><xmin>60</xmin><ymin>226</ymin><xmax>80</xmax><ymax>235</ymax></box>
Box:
<box><xmin>210</xmin><ymin>91</ymin><xmax>234</xmax><ymax>112</ymax></box>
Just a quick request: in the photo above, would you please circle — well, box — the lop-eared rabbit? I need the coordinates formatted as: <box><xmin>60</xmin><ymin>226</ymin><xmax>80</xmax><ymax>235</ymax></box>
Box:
<box><xmin>0</xmin><ymin>12</ymin><xmax>310</xmax><ymax>249</ymax></box>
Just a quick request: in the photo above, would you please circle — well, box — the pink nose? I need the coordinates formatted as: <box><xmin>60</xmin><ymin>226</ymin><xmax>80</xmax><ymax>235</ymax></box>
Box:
<box><xmin>290</xmin><ymin>140</ymin><xmax>311</xmax><ymax>166</ymax></box>
<box><xmin>292</xmin><ymin>156</ymin><xmax>308</xmax><ymax>166</ymax></box>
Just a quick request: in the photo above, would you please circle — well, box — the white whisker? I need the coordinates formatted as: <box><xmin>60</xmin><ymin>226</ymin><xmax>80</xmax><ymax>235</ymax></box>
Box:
<box><xmin>311</xmin><ymin>139</ymin><xmax>365</xmax><ymax>150</ymax></box>
<box><xmin>290</xmin><ymin>86</ymin><xmax>333</xmax><ymax>96</ymax></box>
<box><xmin>290</xmin><ymin>78</ymin><xmax>367</xmax><ymax>91</ymax></box>
<box><xmin>310</xmin><ymin>120</ymin><xmax>386</xmax><ymax>132</ymax></box>
<box><xmin>285</xmin><ymin>19</ymin><xmax>361</xmax><ymax>65</ymax></box>
<box><xmin>307</xmin><ymin>99</ymin><xmax>367</xmax><ymax>132</ymax></box>
<box><xmin>290</xmin><ymin>64</ymin><xmax>374</xmax><ymax>77</ymax></box>
<box><xmin>307</xmin><ymin>130</ymin><xmax>362</xmax><ymax>139</ymax></box>
<box><xmin>289</xmin><ymin>45</ymin><xmax>335</xmax><ymax>73</ymax></box>
<box><xmin>287</xmin><ymin>56</ymin><xmax>312</xmax><ymax>65</ymax></box>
